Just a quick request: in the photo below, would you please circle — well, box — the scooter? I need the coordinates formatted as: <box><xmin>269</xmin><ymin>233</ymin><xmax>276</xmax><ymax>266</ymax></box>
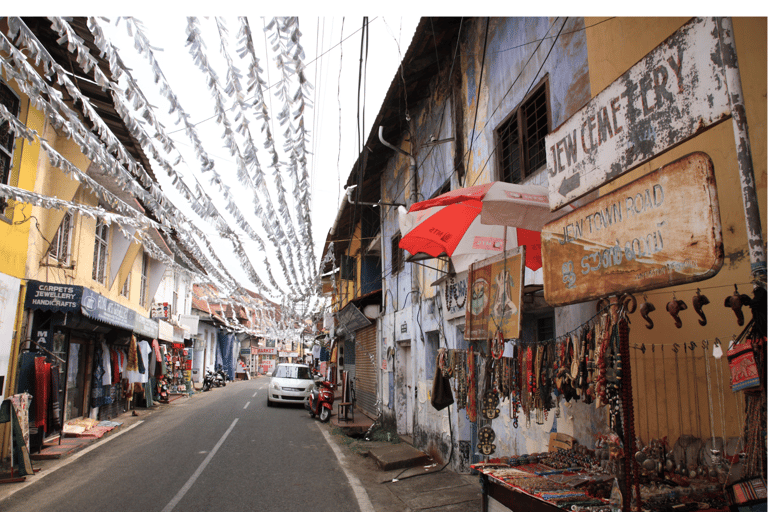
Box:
<box><xmin>214</xmin><ymin>365</ymin><xmax>228</xmax><ymax>387</ymax></box>
<box><xmin>202</xmin><ymin>369</ymin><xmax>216</xmax><ymax>391</ymax></box>
<box><xmin>306</xmin><ymin>378</ymin><xmax>334</xmax><ymax>422</ymax></box>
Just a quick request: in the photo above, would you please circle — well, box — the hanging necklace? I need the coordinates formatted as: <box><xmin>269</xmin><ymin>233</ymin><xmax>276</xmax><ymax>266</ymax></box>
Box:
<box><xmin>673</xmin><ymin>344</ymin><xmax>686</xmax><ymax>439</ymax></box>
<box><xmin>651</xmin><ymin>345</ymin><xmax>661</xmax><ymax>441</ymax></box>
<box><xmin>702</xmin><ymin>340</ymin><xmax>719</xmax><ymax>474</ymax></box>
<box><xmin>467</xmin><ymin>346</ymin><xmax>477</xmax><ymax>423</ymax></box>
<box><xmin>689</xmin><ymin>342</ymin><xmax>702</xmax><ymax>439</ymax></box>
<box><xmin>713</xmin><ymin>340</ymin><xmax>728</xmax><ymax>444</ymax></box>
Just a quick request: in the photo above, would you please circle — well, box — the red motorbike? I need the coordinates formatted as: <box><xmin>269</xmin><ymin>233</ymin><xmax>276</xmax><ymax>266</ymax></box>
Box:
<box><xmin>306</xmin><ymin>378</ymin><xmax>334</xmax><ymax>422</ymax></box>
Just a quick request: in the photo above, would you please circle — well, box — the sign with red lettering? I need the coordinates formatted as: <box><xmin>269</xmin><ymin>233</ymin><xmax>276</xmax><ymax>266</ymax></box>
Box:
<box><xmin>542</xmin><ymin>153</ymin><xmax>723</xmax><ymax>306</ymax></box>
<box><xmin>546</xmin><ymin>17</ymin><xmax>730</xmax><ymax>210</ymax></box>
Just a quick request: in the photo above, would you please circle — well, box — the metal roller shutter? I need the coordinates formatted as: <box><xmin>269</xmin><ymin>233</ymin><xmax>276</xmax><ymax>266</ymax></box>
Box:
<box><xmin>354</xmin><ymin>324</ymin><xmax>377</xmax><ymax>417</ymax></box>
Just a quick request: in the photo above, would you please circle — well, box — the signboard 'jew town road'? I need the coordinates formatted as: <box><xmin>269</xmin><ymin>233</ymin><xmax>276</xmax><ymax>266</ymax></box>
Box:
<box><xmin>546</xmin><ymin>17</ymin><xmax>731</xmax><ymax>211</ymax></box>
<box><xmin>541</xmin><ymin>153</ymin><xmax>723</xmax><ymax>307</ymax></box>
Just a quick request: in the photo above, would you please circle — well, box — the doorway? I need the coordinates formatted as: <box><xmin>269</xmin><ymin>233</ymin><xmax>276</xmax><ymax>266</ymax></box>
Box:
<box><xmin>395</xmin><ymin>342</ymin><xmax>412</xmax><ymax>435</ymax></box>
<box><xmin>65</xmin><ymin>338</ymin><xmax>87</xmax><ymax>420</ymax></box>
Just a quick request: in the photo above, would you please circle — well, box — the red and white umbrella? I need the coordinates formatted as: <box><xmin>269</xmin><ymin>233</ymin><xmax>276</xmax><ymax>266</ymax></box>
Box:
<box><xmin>398</xmin><ymin>182</ymin><xmax>566</xmax><ymax>281</ymax></box>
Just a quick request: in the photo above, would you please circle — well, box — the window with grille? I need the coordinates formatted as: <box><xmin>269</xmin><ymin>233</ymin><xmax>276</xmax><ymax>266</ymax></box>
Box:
<box><xmin>140</xmin><ymin>252</ymin><xmax>150</xmax><ymax>308</ymax></box>
<box><xmin>496</xmin><ymin>81</ymin><xmax>549</xmax><ymax>184</ymax></box>
<box><xmin>1</xmin><ymin>81</ymin><xmax>21</xmax><ymax>214</ymax></box>
<box><xmin>536</xmin><ymin>315</ymin><xmax>555</xmax><ymax>342</ymax></box>
<box><xmin>92</xmin><ymin>219</ymin><xmax>109</xmax><ymax>284</ymax></box>
<box><xmin>49</xmin><ymin>211</ymin><xmax>73</xmax><ymax>265</ymax></box>
<box><xmin>391</xmin><ymin>234</ymin><xmax>403</xmax><ymax>274</ymax></box>
<box><xmin>121</xmin><ymin>271</ymin><xmax>131</xmax><ymax>298</ymax></box>
<box><xmin>340</xmin><ymin>255</ymin><xmax>356</xmax><ymax>281</ymax></box>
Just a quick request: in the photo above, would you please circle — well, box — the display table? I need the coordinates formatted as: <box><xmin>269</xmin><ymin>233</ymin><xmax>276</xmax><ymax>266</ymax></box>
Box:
<box><xmin>472</xmin><ymin>463</ymin><xmax>608</xmax><ymax>512</ymax></box>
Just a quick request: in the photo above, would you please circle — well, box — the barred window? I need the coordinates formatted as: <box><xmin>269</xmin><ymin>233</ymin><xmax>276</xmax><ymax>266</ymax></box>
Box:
<box><xmin>121</xmin><ymin>271</ymin><xmax>131</xmax><ymax>298</ymax></box>
<box><xmin>49</xmin><ymin>211</ymin><xmax>73</xmax><ymax>265</ymax></box>
<box><xmin>140</xmin><ymin>252</ymin><xmax>150</xmax><ymax>308</ymax></box>
<box><xmin>340</xmin><ymin>255</ymin><xmax>356</xmax><ymax>281</ymax></box>
<box><xmin>391</xmin><ymin>234</ymin><xmax>403</xmax><ymax>274</ymax></box>
<box><xmin>1</xmin><ymin>81</ymin><xmax>21</xmax><ymax>213</ymax></box>
<box><xmin>496</xmin><ymin>81</ymin><xmax>549</xmax><ymax>184</ymax></box>
<box><xmin>92</xmin><ymin>219</ymin><xmax>109</xmax><ymax>284</ymax></box>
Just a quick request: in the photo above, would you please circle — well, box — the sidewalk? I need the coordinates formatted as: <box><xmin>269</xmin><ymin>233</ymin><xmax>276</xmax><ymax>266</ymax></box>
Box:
<box><xmin>322</xmin><ymin>418</ymin><xmax>481</xmax><ymax>512</ymax></box>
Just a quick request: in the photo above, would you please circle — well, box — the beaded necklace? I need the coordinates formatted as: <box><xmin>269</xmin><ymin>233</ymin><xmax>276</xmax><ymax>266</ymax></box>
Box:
<box><xmin>467</xmin><ymin>346</ymin><xmax>477</xmax><ymax>422</ymax></box>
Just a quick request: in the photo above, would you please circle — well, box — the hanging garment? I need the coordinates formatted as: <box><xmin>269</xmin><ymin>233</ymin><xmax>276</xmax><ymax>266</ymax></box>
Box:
<box><xmin>91</xmin><ymin>343</ymin><xmax>112</xmax><ymax>408</ymax></box>
<box><xmin>127</xmin><ymin>335</ymin><xmax>139</xmax><ymax>373</ymax></box>
<box><xmin>34</xmin><ymin>357</ymin><xmax>48</xmax><ymax>432</ymax></box>
<box><xmin>152</xmin><ymin>339</ymin><xmax>162</xmax><ymax>362</ymax></box>
<box><xmin>136</xmin><ymin>340</ymin><xmax>146</xmax><ymax>375</ymax></box>
<box><xmin>139</xmin><ymin>340</ymin><xmax>151</xmax><ymax>384</ymax></box>
<box><xmin>110</xmin><ymin>348</ymin><xmax>120</xmax><ymax>384</ymax></box>
<box><xmin>49</xmin><ymin>367</ymin><xmax>62</xmax><ymax>431</ymax></box>
<box><xmin>101</xmin><ymin>341</ymin><xmax>112</xmax><ymax>386</ymax></box>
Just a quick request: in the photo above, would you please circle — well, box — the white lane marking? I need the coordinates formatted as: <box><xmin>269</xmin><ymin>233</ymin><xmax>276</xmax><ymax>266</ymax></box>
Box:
<box><xmin>316</xmin><ymin>424</ymin><xmax>375</xmax><ymax>512</ymax></box>
<box><xmin>161</xmin><ymin>418</ymin><xmax>239</xmax><ymax>512</ymax></box>
<box><xmin>252</xmin><ymin>391</ymin><xmax>258</xmax><ymax>398</ymax></box>
<box><xmin>244</xmin><ymin>401</ymin><xmax>250</xmax><ymax>409</ymax></box>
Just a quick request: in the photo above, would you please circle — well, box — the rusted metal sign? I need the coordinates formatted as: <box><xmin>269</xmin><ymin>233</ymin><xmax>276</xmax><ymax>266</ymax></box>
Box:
<box><xmin>542</xmin><ymin>153</ymin><xmax>723</xmax><ymax>306</ymax></box>
<box><xmin>546</xmin><ymin>17</ymin><xmax>731</xmax><ymax>211</ymax></box>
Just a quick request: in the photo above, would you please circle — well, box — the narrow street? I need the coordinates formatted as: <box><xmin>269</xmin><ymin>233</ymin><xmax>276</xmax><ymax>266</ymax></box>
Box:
<box><xmin>1</xmin><ymin>379</ymin><xmax>361</xmax><ymax>512</ymax></box>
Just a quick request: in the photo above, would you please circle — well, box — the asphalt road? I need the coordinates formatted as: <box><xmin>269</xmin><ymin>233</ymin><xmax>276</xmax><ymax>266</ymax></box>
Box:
<box><xmin>2</xmin><ymin>378</ymin><xmax>361</xmax><ymax>512</ymax></box>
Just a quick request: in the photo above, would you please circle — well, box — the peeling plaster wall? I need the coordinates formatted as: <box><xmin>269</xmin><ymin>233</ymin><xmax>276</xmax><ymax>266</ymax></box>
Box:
<box><xmin>461</xmin><ymin>17</ymin><xmax>590</xmax><ymax>188</ymax></box>
<box><xmin>380</xmin><ymin>17</ymin><xmax>600</xmax><ymax>471</ymax></box>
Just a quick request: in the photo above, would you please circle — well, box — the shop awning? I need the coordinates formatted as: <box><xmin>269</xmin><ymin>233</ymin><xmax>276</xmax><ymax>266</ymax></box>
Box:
<box><xmin>80</xmin><ymin>288</ymin><xmax>136</xmax><ymax>331</ymax></box>
<box><xmin>134</xmin><ymin>314</ymin><xmax>159</xmax><ymax>339</ymax></box>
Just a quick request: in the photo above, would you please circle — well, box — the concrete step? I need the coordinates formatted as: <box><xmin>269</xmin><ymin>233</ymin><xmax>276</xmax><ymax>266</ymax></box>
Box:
<box><xmin>368</xmin><ymin>442</ymin><xmax>431</xmax><ymax>471</ymax></box>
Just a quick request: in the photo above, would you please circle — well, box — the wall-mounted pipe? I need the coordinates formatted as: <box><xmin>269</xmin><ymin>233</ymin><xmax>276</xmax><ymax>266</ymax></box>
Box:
<box><xmin>379</xmin><ymin>126</ymin><xmax>418</xmax><ymax>208</ymax></box>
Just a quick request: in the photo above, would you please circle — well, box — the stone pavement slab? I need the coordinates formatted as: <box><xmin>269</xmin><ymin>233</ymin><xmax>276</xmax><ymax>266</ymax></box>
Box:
<box><xmin>368</xmin><ymin>442</ymin><xmax>431</xmax><ymax>471</ymax></box>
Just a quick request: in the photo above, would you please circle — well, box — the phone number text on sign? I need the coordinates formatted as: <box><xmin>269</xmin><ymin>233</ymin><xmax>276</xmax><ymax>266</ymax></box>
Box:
<box><xmin>542</xmin><ymin>153</ymin><xmax>723</xmax><ymax>306</ymax></box>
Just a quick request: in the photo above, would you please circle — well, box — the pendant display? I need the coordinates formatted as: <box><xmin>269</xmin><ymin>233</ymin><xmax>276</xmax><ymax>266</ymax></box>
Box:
<box><xmin>482</xmin><ymin>390</ymin><xmax>500</xmax><ymax>420</ymax></box>
<box><xmin>478</xmin><ymin>425</ymin><xmax>496</xmax><ymax>456</ymax></box>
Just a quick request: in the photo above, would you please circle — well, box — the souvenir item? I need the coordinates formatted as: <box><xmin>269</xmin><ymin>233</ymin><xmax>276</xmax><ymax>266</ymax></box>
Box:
<box><xmin>478</xmin><ymin>425</ymin><xmax>496</xmax><ymax>455</ymax></box>
<box><xmin>482</xmin><ymin>390</ymin><xmax>500</xmax><ymax>420</ymax></box>
<box><xmin>727</xmin><ymin>338</ymin><xmax>760</xmax><ymax>391</ymax></box>
<box><xmin>724</xmin><ymin>287</ymin><xmax>751</xmax><ymax>326</ymax></box>
<box><xmin>640</xmin><ymin>298</ymin><xmax>656</xmax><ymax>329</ymax></box>
<box><xmin>693</xmin><ymin>289</ymin><xmax>710</xmax><ymax>326</ymax></box>
<box><xmin>666</xmin><ymin>298</ymin><xmax>687</xmax><ymax>328</ymax></box>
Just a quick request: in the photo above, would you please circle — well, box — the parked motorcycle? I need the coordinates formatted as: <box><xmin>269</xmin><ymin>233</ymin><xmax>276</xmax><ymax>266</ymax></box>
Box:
<box><xmin>202</xmin><ymin>369</ymin><xmax>216</xmax><ymax>392</ymax></box>
<box><xmin>306</xmin><ymin>378</ymin><xmax>334</xmax><ymax>422</ymax></box>
<box><xmin>214</xmin><ymin>365</ymin><xmax>228</xmax><ymax>387</ymax></box>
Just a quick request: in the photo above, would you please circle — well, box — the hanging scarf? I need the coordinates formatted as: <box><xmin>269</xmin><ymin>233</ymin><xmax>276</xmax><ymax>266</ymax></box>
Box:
<box><xmin>34</xmin><ymin>357</ymin><xmax>49</xmax><ymax>432</ymax></box>
<box><xmin>127</xmin><ymin>335</ymin><xmax>139</xmax><ymax>372</ymax></box>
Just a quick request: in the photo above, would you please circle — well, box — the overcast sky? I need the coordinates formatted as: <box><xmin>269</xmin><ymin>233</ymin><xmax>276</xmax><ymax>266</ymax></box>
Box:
<box><xmin>92</xmin><ymin>15</ymin><xmax>419</xmax><ymax>306</ymax></box>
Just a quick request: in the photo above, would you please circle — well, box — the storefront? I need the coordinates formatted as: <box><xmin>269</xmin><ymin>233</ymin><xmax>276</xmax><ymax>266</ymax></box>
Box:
<box><xmin>21</xmin><ymin>281</ymin><xmax>146</xmax><ymax>449</ymax></box>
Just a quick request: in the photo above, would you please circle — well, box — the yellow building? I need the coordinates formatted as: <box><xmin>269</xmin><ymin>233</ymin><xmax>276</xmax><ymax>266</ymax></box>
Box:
<box><xmin>1</xmin><ymin>18</ymin><xmax>174</xmax><ymax>463</ymax></box>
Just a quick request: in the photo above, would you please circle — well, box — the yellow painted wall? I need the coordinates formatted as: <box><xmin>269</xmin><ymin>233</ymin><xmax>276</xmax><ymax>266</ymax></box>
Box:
<box><xmin>0</xmin><ymin>80</ymin><xmax>42</xmax><ymax>278</ymax></box>
<box><xmin>585</xmin><ymin>17</ymin><xmax>767</xmax><ymax>445</ymax></box>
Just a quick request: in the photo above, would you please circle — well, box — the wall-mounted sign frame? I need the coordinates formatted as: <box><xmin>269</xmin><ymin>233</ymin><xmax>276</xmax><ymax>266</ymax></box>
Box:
<box><xmin>542</xmin><ymin>152</ymin><xmax>723</xmax><ymax>306</ymax></box>
<box><xmin>546</xmin><ymin>17</ymin><xmax>731</xmax><ymax>210</ymax></box>
<box><xmin>465</xmin><ymin>247</ymin><xmax>524</xmax><ymax>341</ymax></box>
